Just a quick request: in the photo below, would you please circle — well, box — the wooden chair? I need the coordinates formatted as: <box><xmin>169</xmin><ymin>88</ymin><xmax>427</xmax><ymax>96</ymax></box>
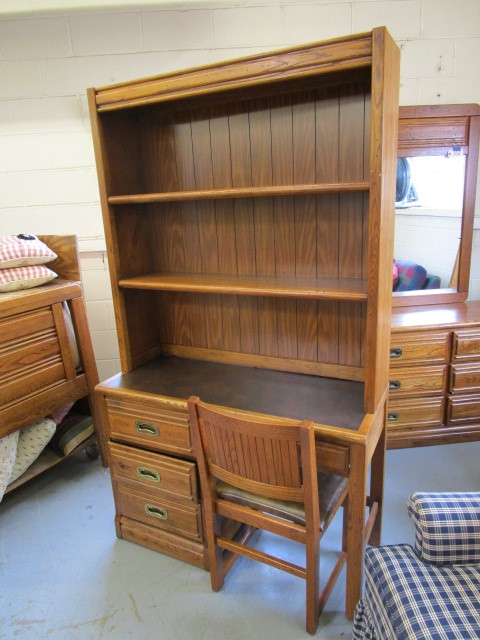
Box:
<box><xmin>188</xmin><ymin>396</ymin><xmax>349</xmax><ymax>634</ymax></box>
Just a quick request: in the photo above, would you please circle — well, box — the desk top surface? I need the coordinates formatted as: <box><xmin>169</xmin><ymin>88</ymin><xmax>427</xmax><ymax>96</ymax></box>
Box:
<box><xmin>102</xmin><ymin>356</ymin><xmax>365</xmax><ymax>431</ymax></box>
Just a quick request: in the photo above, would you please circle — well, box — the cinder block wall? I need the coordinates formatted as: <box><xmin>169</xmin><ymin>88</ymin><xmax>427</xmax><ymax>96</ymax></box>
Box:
<box><xmin>1</xmin><ymin>0</ymin><xmax>480</xmax><ymax>380</ymax></box>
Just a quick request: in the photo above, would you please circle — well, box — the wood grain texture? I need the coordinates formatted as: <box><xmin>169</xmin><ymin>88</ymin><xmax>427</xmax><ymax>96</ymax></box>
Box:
<box><xmin>94</xmin><ymin>34</ymin><xmax>373</xmax><ymax>110</ymax></box>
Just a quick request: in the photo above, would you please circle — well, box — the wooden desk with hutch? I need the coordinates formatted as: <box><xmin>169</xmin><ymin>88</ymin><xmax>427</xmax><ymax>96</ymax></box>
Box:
<box><xmin>90</xmin><ymin>28</ymin><xmax>400</xmax><ymax>618</ymax></box>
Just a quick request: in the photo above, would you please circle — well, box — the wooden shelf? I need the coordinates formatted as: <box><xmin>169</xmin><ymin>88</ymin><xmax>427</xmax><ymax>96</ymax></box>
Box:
<box><xmin>108</xmin><ymin>181</ymin><xmax>370</xmax><ymax>205</ymax></box>
<box><xmin>118</xmin><ymin>272</ymin><xmax>368</xmax><ymax>301</ymax></box>
<box><xmin>4</xmin><ymin>435</ymin><xmax>97</xmax><ymax>494</ymax></box>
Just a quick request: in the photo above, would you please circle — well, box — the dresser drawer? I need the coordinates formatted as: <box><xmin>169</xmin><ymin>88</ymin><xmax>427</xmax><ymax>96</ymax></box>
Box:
<box><xmin>388</xmin><ymin>365</ymin><xmax>446</xmax><ymax>397</ymax></box>
<box><xmin>105</xmin><ymin>396</ymin><xmax>191</xmax><ymax>456</ymax></box>
<box><xmin>114</xmin><ymin>479</ymin><xmax>203</xmax><ymax>542</ymax></box>
<box><xmin>109</xmin><ymin>442</ymin><xmax>198</xmax><ymax>501</ymax></box>
<box><xmin>389</xmin><ymin>331</ymin><xmax>450</xmax><ymax>365</ymax></box>
<box><xmin>452</xmin><ymin>330</ymin><xmax>480</xmax><ymax>361</ymax></box>
<box><xmin>449</xmin><ymin>363</ymin><xmax>480</xmax><ymax>393</ymax></box>
<box><xmin>387</xmin><ymin>397</ymin><xmax>444</xmax><ymax>429</ymax></box>
<box><xmin>447</xmin><ymin>394</ymin><xmax>480</xmax><ymax>424</ymax></box>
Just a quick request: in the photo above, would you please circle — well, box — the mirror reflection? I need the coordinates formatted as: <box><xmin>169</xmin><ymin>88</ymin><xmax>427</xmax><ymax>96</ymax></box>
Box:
<box><xmin>393</xmin><ymin>153</ymin><xmax>466</xmax><ymax>292</ymax></box>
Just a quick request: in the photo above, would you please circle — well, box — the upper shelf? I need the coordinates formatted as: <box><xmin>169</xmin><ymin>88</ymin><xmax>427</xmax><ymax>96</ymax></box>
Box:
<box><xmin>108</xmin><ymin>182</ymin><xmax>370</xmax><ymax>205</ymax></box>
<box><xmin>118</xmin><ymin>273</ymin><xmax>368</xmax><ymax>301</ymax></box>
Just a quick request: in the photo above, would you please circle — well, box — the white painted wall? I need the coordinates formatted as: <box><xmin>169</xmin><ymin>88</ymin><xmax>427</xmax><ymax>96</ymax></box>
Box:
<box><xmin>1</xmin><ymin>0</ymin><xmax>480</xmax><ymax>380</ymax></box>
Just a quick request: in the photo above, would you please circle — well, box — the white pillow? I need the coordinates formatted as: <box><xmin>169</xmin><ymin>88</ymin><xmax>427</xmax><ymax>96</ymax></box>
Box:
<box><xmin>8</xmin><ymin>418</ymin><xmax>56</xmax><ymax>484</ymax></box>
<box><xmin>0</xmin><ymin>264</ymin><xmax>57</xmax><ymax>292</ymax></box>
<box><xmin>0</xmin><ymin>234</ymin><xmax>57</xmax><ymax>269</ymax></box>
<box><xmin>0</xmin><ymin>431</ymin><xmax>19</xmax><ymax>501</ymax></box>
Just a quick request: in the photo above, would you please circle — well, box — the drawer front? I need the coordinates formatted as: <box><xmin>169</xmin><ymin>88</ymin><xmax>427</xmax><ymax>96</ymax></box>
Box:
<box><xmin>114</xmin><ymin>479</ymin><xmax>203</xmax><ymax>541</ymax></box>
<box><xmin>119</xmin><ymin>517</ymin><xmax>207</xmax><ymax>569</ymax></box>
<box><xmin>109</xmin><ymin>442</ymin><xmax>198</xmax><ymax>501</ymax></box>
<box><xmin>389</xmin><ymin>331</ymin><xmax>450</xmax><ymax>365</ymax></box>
<box><xmin>449</xmin><ymin>363</ymin><xmax>480</xmax><ymax>393</ymax></box>
<box><xmin>447</xmin><ymin>394</ymin><xmax>480</xmax><ymax>424</ymax></box>
<box><xmin>315</xmin><ymin>442</ymin><xmax>349</xmax><ymax>476</ymax></box>
<box><xmin>452</xmin><ymin>330</ymin><xmax>480</xmax><ymax>361</ymax></box>
<box><xmin>387</xmin><ymin>397</ymin><xmax>444</xmax><ymax>429</ymax></box>
<box><xmin>106</xmin><ymin>397</ymin><xmax>191</xmax><ymax>456</ymax></box>
<box><xmin>388</xmin><ymin>365</ymin><xmax>446</xmax><ymax>397</ymax></box>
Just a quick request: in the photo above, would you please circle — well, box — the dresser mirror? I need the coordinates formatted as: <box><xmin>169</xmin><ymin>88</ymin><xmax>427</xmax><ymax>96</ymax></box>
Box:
<box><xmin>393</xmin><ymin>104</ymin><xmax>480</xmax><ymax>307</ymax></box>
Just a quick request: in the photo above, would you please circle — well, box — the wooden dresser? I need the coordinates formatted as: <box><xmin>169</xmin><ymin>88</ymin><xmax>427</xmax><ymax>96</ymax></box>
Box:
<box><xmin>0</xmin><ymin>235</ymin><xmax>106</xmax><ymax>491</ymax></box>
<box><xmin>388</xmin><ymin>301</ymin><xmax>480</xmax><ymax>448</ymax></box>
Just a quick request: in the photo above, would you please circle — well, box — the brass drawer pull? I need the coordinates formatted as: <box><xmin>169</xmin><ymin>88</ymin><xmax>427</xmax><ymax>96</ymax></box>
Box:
<box><xmin>145</xmin><ymin>504</ymin><xmax>168</xmax><ymax>520</ymax></box>
<box><xmin>390</xmin><ymin>348</ymin><xmax>403</xmax><ymax>359</ymax></box>
<box><xmin>389</xmin><ymin>380</ymin><xmax>401</xmax><ymax>390</ymax></box>
<box><xmin>135</xmin><ymin>421</ymin><xmax>159</xmax><ymax>436</ymax></box>
<box><xmin>137</xmin><ymin>467</ymin><xmax>160</xmax><ymax>483</ymax></box>
<box><xmin>387</xmin><ymin>411</ymin><xmax>399</xmax><ymax>422</ymax></box>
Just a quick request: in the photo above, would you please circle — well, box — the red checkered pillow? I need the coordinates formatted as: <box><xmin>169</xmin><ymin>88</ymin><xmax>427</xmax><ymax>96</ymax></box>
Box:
<box><xmin>0</xmin><ymin>234</ymin><xmax>57</xmax><ymax>269</ymax></box>
<box><xmin>0</xmin><ymin>264</ymin><xmax>57</xmax><ymax>292</ymax></box>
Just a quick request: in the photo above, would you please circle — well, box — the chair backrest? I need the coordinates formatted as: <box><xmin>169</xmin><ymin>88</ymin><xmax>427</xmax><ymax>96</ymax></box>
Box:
<box><xmin>188</xmin><ymin>396</ymin><xmax>319</xmax><ymax>511</ymax></box>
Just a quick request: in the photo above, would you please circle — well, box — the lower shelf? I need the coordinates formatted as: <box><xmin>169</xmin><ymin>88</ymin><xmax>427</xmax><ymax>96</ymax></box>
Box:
<box><xmin>4</xmin><ymin>434</ymin><xmax>98</xmax><ymax>494</ymax></box>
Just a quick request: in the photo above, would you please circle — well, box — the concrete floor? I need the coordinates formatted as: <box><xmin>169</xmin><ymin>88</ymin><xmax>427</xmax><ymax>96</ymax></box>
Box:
<box><xmin>0</xmin><ymin>440</ymin><xmax>478</xmax><ymax>640</ymax></box>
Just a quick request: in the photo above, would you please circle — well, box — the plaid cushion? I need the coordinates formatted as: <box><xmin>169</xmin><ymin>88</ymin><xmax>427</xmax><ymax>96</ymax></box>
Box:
<box><xmin>362</xmin><ymin>544</ymin><xmax>480</xmax><ymax>640</ymax></box>
<box><xmin>394</xmin><ymin>260</ymin><xmax>427</xmax><ymax>291</ymax></box>
<box><xmin>408</xmin><ymin>492</ymin><xmax>480</xmax><ymax>565</ymax></box>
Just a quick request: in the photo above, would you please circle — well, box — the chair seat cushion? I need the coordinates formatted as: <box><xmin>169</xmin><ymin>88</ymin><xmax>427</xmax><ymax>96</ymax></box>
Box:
<box><xmin>362</xmin><ymin>544</ymin><xmax>480</xmax><ymax>639</ymax></box>
<box><xmin>217</xmin><ymin>471</ymin><xmax>348</xmax><ymax>530</ymax></box>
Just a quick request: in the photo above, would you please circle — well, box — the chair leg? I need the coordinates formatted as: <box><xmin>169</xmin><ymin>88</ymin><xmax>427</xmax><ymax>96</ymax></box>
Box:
<box><xmin>305</xmin><ymin>537</ymin><xmax>320</xmax><ymax>635</ymax></box>
<box><xmin>207</xmin><ymin>514</ymin><xmax>225</xmax><ymax>591</ymax></box>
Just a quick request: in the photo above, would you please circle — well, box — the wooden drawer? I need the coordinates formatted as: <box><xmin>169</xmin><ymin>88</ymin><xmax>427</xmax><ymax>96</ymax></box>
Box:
<box><xmin>105</xmin><ymin>396</ymin><xmax>191</xmax><ymax>456</ymax></box>
<box><xmin>114</xmin><ymin>478</ymin><xmax>203</xmax><ymax>542</ymax></box>
<box><xmin>449</xmin><ymin>363</ymin><xmax>480</xmax><ymax>393</ymax></box>
<box><xmin>389</xmin><ymin>331</ymin><xmax>450</xmax><ymax>365</ymax></box>
<box><xmin>119</xmin><ymin>516</ymin><xmax>207</xmax><ymax>569</ymax></box>
<box><xmin>452</xmin><ymin>330</ymin><xmax>480</xmax><ymax>361</ymax></box>
<box><xmin>388</xmin><ymin>365</ymin><xmax>446</xmax><ymax>397</ymax></box>
<box><xmin>315</xmin><ymin>442</ymin><xmax>349</xmax><ymax>476</ymax></box>
<box><xmin>109</xmin><ymin>442</ymin><xmax>198</xmax><ymax>501</ymax></box>
<box><xmin>447</xmin><ymin>394</ymin><xmax>480</xmax><ymax>424</ymax></box>
<box><xmin>387</xmin><ymin>396</ymin><xmax>444</xmax><ymax>429</ymax></box>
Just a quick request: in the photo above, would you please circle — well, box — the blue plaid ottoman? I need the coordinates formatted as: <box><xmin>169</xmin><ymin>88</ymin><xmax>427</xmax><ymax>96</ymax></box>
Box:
<box><xmin>353</xmin><ymin>493</ymin><xmax>480</xmax><ymax>640</ymax></box>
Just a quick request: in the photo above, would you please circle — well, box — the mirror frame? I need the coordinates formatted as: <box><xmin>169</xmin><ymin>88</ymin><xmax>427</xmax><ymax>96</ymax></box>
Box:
<box><xmin>393</xmin><ymin>104</ymin><xmax>480</xmax><ymax>307</ymax></box>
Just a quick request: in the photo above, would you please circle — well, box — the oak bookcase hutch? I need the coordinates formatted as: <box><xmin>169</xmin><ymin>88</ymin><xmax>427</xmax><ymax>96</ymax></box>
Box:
<box><xmin>90</xmin><ymin>28</ymin><xmax>400</xmax><ymax>617</ymax></box>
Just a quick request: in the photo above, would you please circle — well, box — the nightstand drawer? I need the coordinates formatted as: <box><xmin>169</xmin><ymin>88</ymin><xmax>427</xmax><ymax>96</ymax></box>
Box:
<box><xmin>114</xmin><ymin>479</ymin><xmax>203</xmax><ymax>542</ymax></box>
<box><xmin>388</xmin><ymin>365</ymin><xmax>447</xmax><ymax>396</ymax></box>
<box><xmin>387</xmin><ymin>397</ymin><xmax>444</xmax><ymax>429</ymax></box>
<box><xmin>109</xmin><ymin>442</ymin><xmax>198</xmax><ymax>501</ymax></box>
<box><xmin>452</xmin><ymin>330</ymin><xmax>480</xmax><ymax>361</ymax></box>
<box><xmin>447</xmin><ymin>394</ymin><xmax>480</xmax><ymax>424</ymax></box>
<box><xmin>106</xmin><ymin>397</ymin><xmax>191</xmax><ymax>456</ymax></box>
<box><xmin>449</xmin><ymin>363</ymin><xmax>480</xmax><ymax>393</ymax></box>
<box><xmin>389</xmin><ymin>331</ymin><xmax>450</xmax><ymax>365</ymax></box>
